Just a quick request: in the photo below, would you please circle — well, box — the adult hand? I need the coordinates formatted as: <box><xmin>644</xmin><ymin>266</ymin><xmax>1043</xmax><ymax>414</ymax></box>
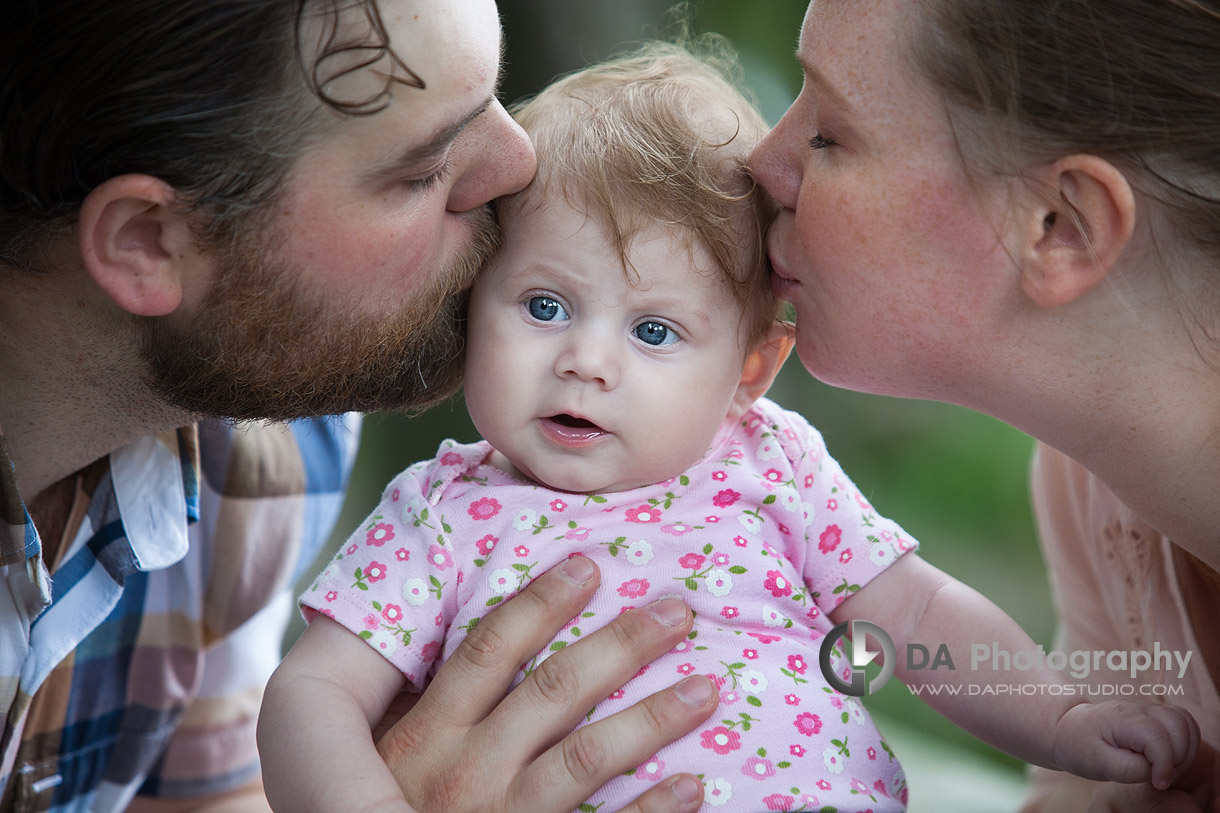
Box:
<box><xmin>374</xmin><ymin>555</ymin><xmax>718</xmax><ymax>812</ymax></box>
<box><xmin>1086</xmin><ymin>740</ymin><xmax>1220</xmax><ymax>813</ymax></box>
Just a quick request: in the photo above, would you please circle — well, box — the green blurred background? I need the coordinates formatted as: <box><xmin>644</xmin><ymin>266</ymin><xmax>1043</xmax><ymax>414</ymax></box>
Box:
<box><xmin>292</xmin><ymin>2</ymin><xmax>1055</xmax><ymax>809</ymax></box>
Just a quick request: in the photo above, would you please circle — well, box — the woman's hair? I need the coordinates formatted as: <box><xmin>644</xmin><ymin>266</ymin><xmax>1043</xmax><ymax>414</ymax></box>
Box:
<box><xmin>912</xmin><ymin>0</ymin><xmax>1220</xmax><ymax>255</ymax></box>
<box><xmin>0</xmin><ymin>0</ymin><xmax>418</xmax><ymax>273</ymax></box>
<box><xmin>506</xmin><ymin>37</ymin><xmax>782</xmax><ymax>350</ymax></box>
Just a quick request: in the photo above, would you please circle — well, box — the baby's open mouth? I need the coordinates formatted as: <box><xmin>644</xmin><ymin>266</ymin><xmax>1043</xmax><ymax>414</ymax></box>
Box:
<box><xmin>550</xmin><ymin>413</ymin><xmax>600</xmax><ymax>430</ymax></box>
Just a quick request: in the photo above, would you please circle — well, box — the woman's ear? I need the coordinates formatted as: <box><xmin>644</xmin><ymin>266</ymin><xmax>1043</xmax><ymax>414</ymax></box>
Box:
<box><xmin>78</xmin><ymin>174</ymin><xmax>192</xmax><ymax>316</ymax></box>
<box><xmin>728</xmin><ymin>321</ymin><xmax>795</xmax><ymax>420</ymax></box>
<box><xmin>1018</xmin><ymin>155</ymin><xmax>1136</xmax><ymax>308</ymax></box>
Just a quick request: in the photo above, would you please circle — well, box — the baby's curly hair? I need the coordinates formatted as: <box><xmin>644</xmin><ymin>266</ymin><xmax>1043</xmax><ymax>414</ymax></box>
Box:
<box><xmin>505</xmin><ymin>36</ymin><xmax>782</xmax><ymax>350</ymax></box>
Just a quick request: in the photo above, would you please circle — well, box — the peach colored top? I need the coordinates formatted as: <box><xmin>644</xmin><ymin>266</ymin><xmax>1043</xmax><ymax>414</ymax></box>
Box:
<box><xmin>1023</xmin><ymin>443</ymin><xmax>1220</xmax><ymax>804</ymax></box>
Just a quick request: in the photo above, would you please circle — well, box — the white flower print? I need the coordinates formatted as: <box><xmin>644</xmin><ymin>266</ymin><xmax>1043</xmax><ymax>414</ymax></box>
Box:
<box><xmin>369</xmin><ymin>629</ymin><xmax>398</xmax><ymax>657</ymax></box>
<box><xmin>402</xmin><ymin>578</ymin><xmax>428</xmax><ymax>606</ymax></box>
<box><xmin>400</xmin><ymin>497</ymin><xmax>426</xmax><ymax>526</ymax></box>
<box><xmin>823</xmin><ymin>746</ymin><xmax>845</xmax><ymax>774</ymax></box>
<box><xmin>737</xmin><ymin>513</ymin><xmax>762</xmax><ymax>534</ymax></box>
<box><xmin>706</xmin><ymin>568</ymin><xmax>733</xmax><ymax>596</ymax></box>
<box><xmin>317</xmin><ymin>562</ymin><xmax>339</xmax><ymax>587</ymax></box>
<box><xmin>624</xmin><ymin>540</ymin><xmax>654</xmax><ymax>566</ymax></box>
<box><xmin>846</xmin><ymin>699</ymin><xmax>866</xmax><ymax>725</ymax></box>
<box><xmin>740</xmin><ymin>669</ymin><xmax>768</xmax><ymax>694</ymax></box>
<box><xmin>762</xmin><ymin>607</ymin><xmax>788</xmax><ymax>628</ymax></box>
<box><xmin>489</xmin><ymin>568</ymin><xmax>517</xmax><ymax>594</ymax></box>
<box><xmin>776</xmin><ymin>485</ymin><xmax>801</xmax><ymax>513</ymax></box>
<box><xmin>703</xmin><ymin>778</ymin><xmax>733</xmax><ymax>807</ymax></box>
<box><xmin>756</xmin><ymin>437</ymin><xmax>782</xmax><ymax>460</ymax></box>
<box><xmin>869</xmin><ymin>542</ymin><xmax>897</xmax><ymax>567</ymax></box>
<box><xmin>511</xmin><ymin>509</ymin><xmax>537</xmax><ymax>531</ymax></box>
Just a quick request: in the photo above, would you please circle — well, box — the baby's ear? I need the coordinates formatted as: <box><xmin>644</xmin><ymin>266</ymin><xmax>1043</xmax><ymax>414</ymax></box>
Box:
<box><xmin>728</xmin><ymin>321</ymin><xmax>794</xmax><ymax>420</ymax></box>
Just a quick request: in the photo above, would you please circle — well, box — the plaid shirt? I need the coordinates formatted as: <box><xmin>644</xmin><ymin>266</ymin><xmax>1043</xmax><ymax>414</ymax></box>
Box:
<box><xmin>0</xmin><ymin>415</ymin><xmax>360</xmax><ymax>811</ymax></box>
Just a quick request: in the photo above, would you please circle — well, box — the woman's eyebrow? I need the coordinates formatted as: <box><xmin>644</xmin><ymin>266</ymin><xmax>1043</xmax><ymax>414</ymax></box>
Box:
<box><xmin>796</xmin><ymin>51</ymin><xmax>854</xmax><ymax>113</ymax></box>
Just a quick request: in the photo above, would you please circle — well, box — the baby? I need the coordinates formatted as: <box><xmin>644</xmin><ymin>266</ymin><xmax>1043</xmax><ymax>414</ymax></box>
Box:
<box><xmin>259</xmin><ymin>40</ymin><xmax>1201</xmax><ymax>812</ymax></box>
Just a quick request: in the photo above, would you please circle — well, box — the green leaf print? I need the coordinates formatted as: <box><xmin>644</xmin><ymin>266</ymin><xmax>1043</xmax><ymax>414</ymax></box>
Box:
<box><xmin>486</xmin><ymin>596</ymin><xmax>503</xmax><ymax>607</ymax></box>
<box><xmin>747</xmin><ymin>695</ymin><xmax>762</xmax><ymax>707</ymax></box>
<box><xmin>728</xmin><ymin>566</ymin><xmax>747</xmax><ymax>574</ymax></box>
<box><xmin>763</xmin><ymin>494</ymin><xmax>776</xmax><ymax>504</ymax></box>
<box><xmin>358</xmin><ymin>630</ymin><xmax>372</xmax><ymax>640</ymax></box>
<box><xmin>550</xmin><ymin>641</ymin><xmax>567</xmax><ymax>652</ymax></box>
<box><xmin>372</xmin><ymin>601</ymin><xmax>382</xmax><ymax>611</ymax></box>
<box><xmin>702</xmin><ymin>543</ymin><xmax>713</xmax><ymax>555</ymax></box>
<box><xmin>679</xmin><ymin>474</ymin><xmax>689</xmax><ymax>486</ymax></box>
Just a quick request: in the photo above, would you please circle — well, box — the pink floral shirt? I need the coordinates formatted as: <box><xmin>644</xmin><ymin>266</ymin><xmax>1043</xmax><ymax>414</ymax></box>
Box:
<box><xmin>302</xmin><ymin>398</ymin><xmax>917</xmax><ymax>811</ymax></box>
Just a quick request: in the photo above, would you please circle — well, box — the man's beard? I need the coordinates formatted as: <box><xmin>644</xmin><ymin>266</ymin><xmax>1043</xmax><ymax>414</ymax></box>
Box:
<box><xmin>140</xmin><ymin>208</ymin><xmax>498</xmax><ymax>421</ymax></box>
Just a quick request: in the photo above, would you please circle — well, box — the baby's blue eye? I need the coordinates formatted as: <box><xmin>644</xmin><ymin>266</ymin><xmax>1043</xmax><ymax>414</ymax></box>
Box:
<box><xmin>527</xmin><ymin>296</ymin><xmax>568</xmax><ymax>322</ymax></box>
<box><xmin>634</xmin><ymin>321</ymin><xmax>678</xmax><ymax>346</ymax></box>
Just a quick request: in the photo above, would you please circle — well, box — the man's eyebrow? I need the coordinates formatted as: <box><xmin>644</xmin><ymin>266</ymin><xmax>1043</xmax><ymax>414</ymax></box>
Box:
<box><xmin>795</xmin><ymin>50</ymin><xmax>853</xmax><ymax>112</ymax></box>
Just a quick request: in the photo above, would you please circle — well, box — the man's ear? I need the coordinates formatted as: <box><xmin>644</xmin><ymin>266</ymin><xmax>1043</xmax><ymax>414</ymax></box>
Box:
<box><xmin>78</xmin><ymin>174</ymin><xmax>192</xmax><ymax>316</ymax></box>
<box><xmin>1018</xmin><ymin>155</ymin><xmax>1136</xmax><ymax>308</ymax></box>
<box><xmin>728</xmin><ymin>321</ymin><xmax>795</xmax><ymax>420</ymax></box>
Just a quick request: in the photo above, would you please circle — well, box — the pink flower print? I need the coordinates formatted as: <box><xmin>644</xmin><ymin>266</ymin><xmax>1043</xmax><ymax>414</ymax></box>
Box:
<box><xmin>427</xmin><ymin>544</ymin><xmax>454</xmax><ymax>570</ymax></box>
<box><xmin>804</xmin><ymin>474</ymin><xmax>815</xmax><ymax>489</ymax></box>
<box><xmin>800</xmin><ymin>794</ymin><xmax>820</xmax><ymax>808</ymax></box>
<box><xmin>635</xmin><ymin>755</ymin><xmax>665</xmax><ymax>783</ymax></box>
<box><xmin>671</xmin><ymin>639</ymin><xmax>691</xmax><ymax>655</ymax></box>
<box><xmin>476</xmin><ymin>534</ymin><xmax>497</xmax><ymax>556</ymax></box>
<box><xmin>817</xmin><ymin>779</ymin><xmax>832</xmax><ymax>791</ymax></box>
<box><xmin>678</xmin><ymin>553</ymin><xmax>706</xmax><ymax>570</ymax></box>
<box><xmin>468</xmin><ymin>497</ymin><xmax>501</xmax><ymax>520</ymax></box>
<box><xmin>806</xmin><ymin>605</ymin><xmax>821</xmax><ymax>621</ymax></box>
<box><xmin>617</xmin><ymin>578</ymin><xmax>650</xmax><ymax>598</ymax></box>
<box><xmin>855</xmin><ymin>492</ymin><xmax>872</xmax><ymax>510</ymax></box>
<box><xmin>763</xmin><ymin>794</ymin><xmax>795</xmax><ymax>812</ymax></box>
<box><xmin>346</xmin><ymin>543</ymin><xmax>358</xmax><ymax>555</ymax></box>
<box><xmin>381</xmin><ymin>604</ymin><xmax>403</xmax><ymax>623</ymax></box>
<box><xmin>395</xmin><ymin>547</ymin><xmax>410</xmax><ymax>562</ymax></box>
<box><xmin>363</xmin><ymin>613</ymin><xmax>379</xmax><ymax>631</ymax></box>
<box><xmin>633</xmin><ymin>664</ymin><xmax>650</xmax><ymax>680</ymax></box>
<box><xmin>787</xmin><ymin>654</ymin><xmax>808</xmax><ymax>674</ymax></box>
<box><xmin>513</xmin><ymin>545</ymin><xmax>530</xmax><ymax>557</ymax></box>
<box><xmin>794</xmin><ymin>712</ymin><xmax>823</xmax><ymax>736</ymax></box>
<box><xmin>720</xmin><ymin>689</ymin><xmax>740</xmax><ymax>706</ymax></box>
<box><xmin>624</xmin><ymin>505</ymin><xmax>662</xmax><ymax>523</ymax></box>
<box><xmin>839</xmin><ymin>548</ymin><xmax>853</xmax><ymax>564</ymax></box>
<box><xmin>565</xmin><ymin>526</ymin><xmax>591</xmax><ymax>541</ymax></box>
<box><xmin>318</xmin><ymin>608</ymin><xmax>334</xmax><ymax>620</ymax></box>
<box><xmin>720</xmin><ymin>606</ymin><xmax>739</xmax><ymax>620</ymax></box>
<box><xmin>435</xmin><ymin>612</ymin><xmax>444</xmax><ymax>626</ymax></box>
<box><xmin>827</xmin><ymin>497</ymin><xmax>838</xmax><ymax>510</ymax></box>
<box><xmin>705</xmin><ymin>515</ymin><xmax>720</xmax><ymax>523</ymax></box>
<box><xmin>764</xmin><ymin>570</ymin><xmax>793</xmax><ymax>598</ymax></box>
<box><xmin>733</xmin><ymin>535</ymin><xmax>748</xmax><ymax>548</ymax></box>
<box><xmin>895</xmin><ymin>533</ymin><xmax>917</xmax><ymax>554</ymax></box>
<box><xmin>710</xmin><ymin>552</ymin><xmax>730</xmax><ymax>567</ymax></box>
<box><xmin>365</xmin><ymin>561</ymin><xmax>388</xmax><ymax>583</ymax></box>
<box><xmin>420</xmin><ymin>641</ymin><xmax>440</xmax><ymax>663</ymax></box>
<box><xmin>743</xmin><ymin>648</ymin><xmax>758</xmax><ymax>660</ymax></box>
<box><xmin>325</xmin><ymin>590</ymin><xmax>338</xmax><ymax>602</ymax></box>
<box><xmin>785</xmin><ymin>694</ymin><xmax>800</xmax><ymax>706</ymax></box>
<box><xmin>790</xmin><ymin>744</ymin><xmax>806</xmax><ymax>758</ymax></box>
<box><xmin>550</xmin><ymin>498</ymin><xmax>567</xmax><ymax>512</ymax></box>
<box><xmin>764</xmin><ymin>468</ymin><xmax>783</xmax><ymax>483</ymax></box>
<box><xmin>712</xmin><ymin>470</ymin><xmax>727</xmax><ymax>482</ymax></box>
<box><xmin>677</xmin><ymin>663</ymin><xmax>694</xmax><ymax>676</ymax></box>
<box><xmin>705</xmin><ymin>672</ymin><xmax>726</xmax><ymax>690</ymax></box>
<box><xmin>743</xmin><ymin>415</ymin><xmax>764</xmax><ymax>436</ymax></box>
<box><xmin>699</xmin><ymin>726</ymin><xmax>741</xmax><ymax>755</ymax></box>
<box><xmin>873</xmin><ymin>779</ymin><xmax>889</xmax><ymax>796</ymax></box>
<box><xmin>366</xmin><ymin>523</ymin><xmax>394</xmax><ymax>546</ymax></box>
<box><xmin>818</xmin><ymin>524</ymin><xmax>843</xmax><ymax>554</ymax></box>
<box><xmin>440</xmin><ymin>451</ymin><xmax>463</xmax><ymax>466</ymax></box>
<box><xmin>867</xmin><ymin>746</ymin><xmax>877</xmax><ymax>761</ymax></box>
<box><xmin>850</xmin><ymin>778</ymin><xmax>870</xmax><ymax>794</ymax></box>
<box><xmin>778</xmin><ymin>522</ymin><xmax>791</xmax><ymax>535</ymax></box>
<box><xmin>830</xmin><ymin>696</ymin><xmax>844</xmax><ymax>710</ymax></box>
<box><xmin>726</xmin><ymin>448</ymin><xmax>745</xmax><ymax>460</ymax></box>
<box><xmin>608</xmin><ymin>688</ymin><xmax>625</xmax><ymax>700</ymax></box>
<box><xmin>762</xmin><ymin>542</ymin><xmax>780</xmax><ymax>558</ymax></box>
<box><xmin>391</xmin><ymin>488</ymin><xmax>401</xmax><ymax>501</ymax></box>
<box><xmin>661</xmin><ymin>522</ymin><xmax>694</xmax><ymax>537</ymax></box>
<box><xmin>712</xmin><ymin>489</ymin><xmax>740</xmax><ymax>508</ymax></box>
<box><xmin>741</xmin><ymin>756</ymin><xmax>776</xmax><ymax>781</ymax></box>
<box><xmin>749</xmin><ymin>632</ymin><xmax>782</xmax><ymax>644</ymax></box>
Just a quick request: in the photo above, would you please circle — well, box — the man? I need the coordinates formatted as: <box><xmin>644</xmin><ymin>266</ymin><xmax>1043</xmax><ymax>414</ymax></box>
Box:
<box><xmin>0</xmin><ymin>1</ymin><xmax>715</xmax><ymax>810</ymax></box>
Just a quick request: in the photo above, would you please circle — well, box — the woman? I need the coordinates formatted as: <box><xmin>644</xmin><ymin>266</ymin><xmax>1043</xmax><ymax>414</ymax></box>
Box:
<box><xmin>747</xmin><ymin>0</ymin><xmax>1220</xmax><ymax>810</ymax></box>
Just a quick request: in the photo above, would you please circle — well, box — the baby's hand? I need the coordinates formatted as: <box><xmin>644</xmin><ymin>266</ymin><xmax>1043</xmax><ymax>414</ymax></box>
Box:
<box><xmin>1052</xmin><ymin>700</ymin><xmax>1201</xmax><ymax>789</ymax></box>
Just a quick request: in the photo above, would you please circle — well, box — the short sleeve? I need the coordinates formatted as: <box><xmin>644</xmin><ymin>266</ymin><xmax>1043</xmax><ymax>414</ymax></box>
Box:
<box><xmin>299</xmin><ymin>461</ymin><xmax>458</xmax><ymax>690</ymax></box>
<box><xmin>778</xmin><ymin>410</ymin><xmax>919</xmax><ymax>615</ymax></box>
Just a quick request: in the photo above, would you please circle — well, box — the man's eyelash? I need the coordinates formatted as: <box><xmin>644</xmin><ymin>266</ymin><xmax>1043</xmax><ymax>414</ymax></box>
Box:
<box><xmin>406</xmin><ymin>159</ymin><xmax>450</xmax><ymax>192</ymax></box>
<box><xmin>808</xmin><ymin>133</ymin><xmax>837</xmax><ymax>150</ymax></box>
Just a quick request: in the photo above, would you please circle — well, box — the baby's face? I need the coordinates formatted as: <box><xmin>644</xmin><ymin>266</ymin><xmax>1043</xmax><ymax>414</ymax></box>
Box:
<box><xmin>464</xmin><ymin>198</ymin><xmax>751</xmax><ymax>494</ymax></box>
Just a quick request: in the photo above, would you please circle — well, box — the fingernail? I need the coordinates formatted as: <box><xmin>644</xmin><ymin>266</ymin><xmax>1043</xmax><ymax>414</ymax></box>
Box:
<box><xmin>675</xmin><ymin>676</ymin><xmax>715</xmax><ymax>707</ymax></box>
<box><xmin>558</xmin><ymin>555</ymin><xmax>595</xmax><ymax>587</ymax></box>
<box><xmin>669</xmin><ymin>775</ymin><xmax>701</xmax><ymax>804</ymax></box>
<box><xmin>648</xmin><ymin>597</ymin><xmax>688</xmax><ymax>627</ymax></box>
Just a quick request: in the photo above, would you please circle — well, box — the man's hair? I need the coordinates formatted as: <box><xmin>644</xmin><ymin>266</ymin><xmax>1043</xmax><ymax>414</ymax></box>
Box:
<box><xmin>507</xmin><ymin>37</ymin><xmax>781</xmax><ymax>349</ymax></box>
<box><xmin>0</xmin><ymin>0</ymin><xmax>415</xmax><ymax>273</ymax></box>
